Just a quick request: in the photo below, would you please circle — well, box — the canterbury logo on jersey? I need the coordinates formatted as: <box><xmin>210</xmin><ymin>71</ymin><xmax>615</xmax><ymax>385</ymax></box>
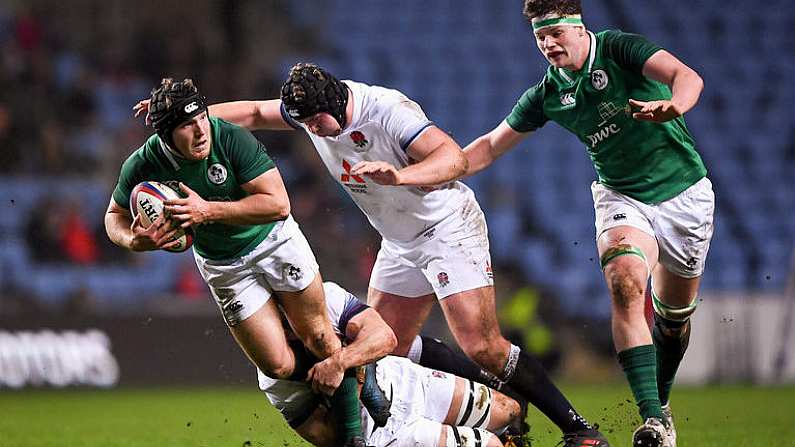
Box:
<box><xmin>560</xmin><ymin>92</ymin><xmax>576</xmax><ymax>107</ymax></box>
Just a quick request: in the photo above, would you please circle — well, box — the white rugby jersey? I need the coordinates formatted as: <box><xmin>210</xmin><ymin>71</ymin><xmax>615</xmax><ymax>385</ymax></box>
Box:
<box><xmin>282</xmin><ymin>80</ymin><xmax>473</xmax><ymax>242</ymax></box>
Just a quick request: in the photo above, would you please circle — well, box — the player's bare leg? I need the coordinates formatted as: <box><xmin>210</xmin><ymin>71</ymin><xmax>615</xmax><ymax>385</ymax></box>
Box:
<box><xmin>368</xmin><ymin>288</ymin><xmax>436</xmax><ymax>356</ymax></box>
<box><xmin>648</xmin><ymin>266</ymin><xmax>702</xmax><ymax>447</ymax></box>
<box><xmin>229</xmin><ymin>299</ymin><xmax>298</xmax><ymax>378</ymax></box>
<box><xmin>441</xmin><ymin>286</ymin><xmax>607</xmax><ymax>446</ymax></box>
<box><xmin>430</xmin><ymin>376</ymin><xmax>517</xmax><ymax>447</ymax></box>
<box><xmin>278</xmin><ymin>274</ymin><xmax>342</xmax><ymax>361</ymax></box>
<box><xmin>279</xmin><ymin>275</ymin><xmax>364</xmax><ymax>446</ymax></box>
<box><xmin>443</xmin><ymin>377</ymin><xmax>520</xmax><ymax>433</ymax></box>
<box><xmin>439</xmin><ymin>287</ymin><xmax>509</xmax><ymax>374</ymax></box>
<box><xmin>598</xmin><ymin>225</ymin><xmax>669</xmax><ymax>446</ymax></box>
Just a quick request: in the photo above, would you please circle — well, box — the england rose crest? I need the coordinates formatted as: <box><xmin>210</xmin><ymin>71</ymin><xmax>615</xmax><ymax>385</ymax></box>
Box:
<box><xmin>437</xmin><ymin>272</ymin><xmax>450</xmax><ymax>287</ymax></box>
<box><xmin>350</xmin><ymin>131</ymin><xmax>368</xmax><ymax>148</ymax></box>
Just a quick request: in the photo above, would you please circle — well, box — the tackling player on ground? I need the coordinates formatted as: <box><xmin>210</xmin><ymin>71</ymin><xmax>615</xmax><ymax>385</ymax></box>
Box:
<box><xmin>106</xmin><ymin>78</ymin><xmax>370</xmax><ymax>446</ymax></box>
<box><xmin>462</xmin><ymin>1</ymin><xmax>714</xmax><ymax>446</ymax></box>
<box><xmin>261</xmin><ymin>281</ymin><xmax>521</xmax><ymax>447</ymax></box>
<box><xmin>135</xmin><ymin>63</ymin><xmax>610</xmax><ymax>446</ymax></box>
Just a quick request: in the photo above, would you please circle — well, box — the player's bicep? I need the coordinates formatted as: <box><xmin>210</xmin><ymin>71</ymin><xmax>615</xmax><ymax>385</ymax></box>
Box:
<box><xmin>642</xmin><ymin>50</ymin><xmax>697</xmax><ymax>87</ymax></box>
<box><xmin>240</xmin><ymin>168</ymin><xmax>289</xmax><ymax>199</ymax></box>
<box><xmin>405</xmin><ymin>125</ymin><xmax>460</xmax><ymax>162</ymax></box>
<box><xmin>344</xmin><ymin>307</ymin><xmax>386</xmax><ymax>341</ymax></box>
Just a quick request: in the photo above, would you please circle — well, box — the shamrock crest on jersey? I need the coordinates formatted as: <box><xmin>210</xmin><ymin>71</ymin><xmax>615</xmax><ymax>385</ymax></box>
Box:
<box><xmin>591</xmin><ymin>69</ymin><xmax>609</xmax><ymax>90</ymax></box>
<box><xmin>208</xmin><ymin>163</ymin><xmax>228</xmax><ymax>184</ymax></box>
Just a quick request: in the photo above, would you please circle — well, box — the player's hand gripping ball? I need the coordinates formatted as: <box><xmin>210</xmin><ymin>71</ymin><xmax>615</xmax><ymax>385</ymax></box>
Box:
<box><xmin>130</xmin><ymin>181</ymin><xmax>194</xmax><ymax>252</ymax></box>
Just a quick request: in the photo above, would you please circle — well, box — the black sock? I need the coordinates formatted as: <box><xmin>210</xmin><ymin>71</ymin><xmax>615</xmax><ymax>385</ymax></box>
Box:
<box><xmin>418</xmin><ymin>336</ymin><xmax>502</xmax><ymax>388</ymax></box>
<box><xmin>652</xmin><ymin>313</ymin><xmax>691</xmax><ymax>406</ymax></box>
<box><xmin>506</xmin><ymin>349</ymin><xmax>590</xmax><ymax>434</ymax></box>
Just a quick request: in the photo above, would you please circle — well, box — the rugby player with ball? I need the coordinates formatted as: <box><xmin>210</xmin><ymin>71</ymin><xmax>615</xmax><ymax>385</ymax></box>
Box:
<box><xmin>105</xmin><ymin>78</ymin><xmax>373</xmax><ymax>446</ymax></box>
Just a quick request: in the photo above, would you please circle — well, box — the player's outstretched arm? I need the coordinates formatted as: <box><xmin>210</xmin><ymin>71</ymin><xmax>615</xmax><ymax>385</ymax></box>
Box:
<box><xmin>463</xmin><ymin>121</ymin><xmax>529</xmax><ymax>177</ymax></box>
<box><xmin>104</xmin><ymin>198</ymin><xmax>182</xmax><ymax>251</ymax></box>
<box><xmin>164</xmin><ymin>169</ymin><xmax>290</xmax><ymax>227</ymax></box>
<box><xmin>630</xmin><ymin>50</ymin><xmax>704</xmax><ymax>123</ymax></box>
<box><xmin>132</xmin><ymin>99</ymin><xmax>293</xmax><ymax>131</ymax></box>
<box><xmin>208</xmin><ymin>99</ymin><xmax>294</xmax><ymax>131</ymax></box>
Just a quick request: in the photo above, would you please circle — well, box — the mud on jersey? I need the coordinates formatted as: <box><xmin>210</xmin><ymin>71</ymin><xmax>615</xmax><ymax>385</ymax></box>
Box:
<box><xmin>282</xmin><ymin>80</ymin><xmax>474</xmax><ymax>242</ymax></box>
<box><xmin>112</xmin><ymin>117</ymin><xmax>276</xmax><ymax>260</ymax></box>
<box><xmin>507</xmin><ymin>30</ymin><xmax>706</xmax><ymax>204</ymax></box>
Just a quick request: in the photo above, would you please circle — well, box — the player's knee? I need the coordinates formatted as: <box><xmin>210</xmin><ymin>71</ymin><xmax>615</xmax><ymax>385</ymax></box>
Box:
<box><xmin>489</xmin><ymin>391</ymin><xmax>520</xmax><ymax>432</ymax></box>
<box><xmin>263</xmin><ymin>361</ymin><xmax>293</xmax><ymax>380</ymax></box>
<box><xmin>652</xmin><ymin>291</ymin><xmax>698</xmax><ymax>326</ymax></box>
<box><xmin>604</xmin><ymin>263</ymin><xmax>645</xmax><ymax>310</ymax></box>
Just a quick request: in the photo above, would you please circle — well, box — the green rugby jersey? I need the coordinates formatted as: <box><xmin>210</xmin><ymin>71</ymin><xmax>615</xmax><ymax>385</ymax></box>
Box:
<box><xmin>112</xmin><ymin>117</ymin><xmax>277</xmax><ymax>260</ymax></box>
<box><xmin>506</xmin><ymin>30</ymin><xmax>706</xmax><ymax>203</ymax></box>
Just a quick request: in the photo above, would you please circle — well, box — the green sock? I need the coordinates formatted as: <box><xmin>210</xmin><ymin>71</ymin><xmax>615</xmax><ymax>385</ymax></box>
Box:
<box><xmin>653</xmin><ymin>314</ymin><xmax>691</xmax><ymax>406</ymax></box>
<box><xmin>331</xmin><ymin>370</ymin><xmax>362</xmax><ymax>444</ymax></box>
<box><xmin>618</xmin><ymin>344</ymin><xmax>664</xmax><ymax>421</ymax></box>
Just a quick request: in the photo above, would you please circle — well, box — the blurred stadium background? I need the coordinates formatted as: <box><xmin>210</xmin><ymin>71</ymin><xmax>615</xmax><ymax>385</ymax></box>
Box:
<box><xmin>1</xmin><ymin>0</ymin><xmax>794</xmax><ymax>445</ymax></box>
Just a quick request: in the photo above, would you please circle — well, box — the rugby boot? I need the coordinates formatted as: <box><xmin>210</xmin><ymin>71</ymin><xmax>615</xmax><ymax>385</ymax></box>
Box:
<box><xmin>632</xmin><ymin>418</ymin><xmax>670</xmax><ymax>447</ymax></box>
<box><xmin>560</xmin><ymin>427</ymin><xmax>610</xmax><ymax>447</ymax></box>
<box><xmin>661</xmin><ymin>405</ymin><xmax>677</xmax><ymax>447</ymax></box>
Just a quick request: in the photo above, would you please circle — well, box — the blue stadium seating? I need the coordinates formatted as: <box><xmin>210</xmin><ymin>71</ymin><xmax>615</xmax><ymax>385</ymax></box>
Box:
<box><xmin>2</xmin><ymin>1</ymin><xmax>792</xmax><ymax>316</ymax></box>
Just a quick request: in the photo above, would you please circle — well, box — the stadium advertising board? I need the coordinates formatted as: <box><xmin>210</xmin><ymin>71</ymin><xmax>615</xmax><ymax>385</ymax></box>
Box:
<box><xmin>0</xmin><ymin>315</ymin><xmax>253</xmax><ymax>388</ymax></box>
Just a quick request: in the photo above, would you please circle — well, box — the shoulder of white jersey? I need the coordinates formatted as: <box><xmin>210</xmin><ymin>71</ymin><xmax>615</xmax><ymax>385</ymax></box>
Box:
<box><xmin>344</xmin><ymin>80</ymin><xmax>415</xmax><ymax>118</ymax></box>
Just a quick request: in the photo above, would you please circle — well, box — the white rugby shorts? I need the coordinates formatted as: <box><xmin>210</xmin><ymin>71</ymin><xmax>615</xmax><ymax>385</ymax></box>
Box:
<box><xmin>194</xmin><ymin>215</ymin><xmax>319</xmax><ymax>326</ymax></box>
<box><xmin>592</xmin><ymin>177</ymin><xmax>715</xmax><ymax>278</ymax></box>
<box><xmin>365</xmin><ymin>356</ymin><xmax>456</xmax><ymax>447</ymax></box>
<box><xmin>369</xmin><ymin>194</ymin><xmax>494</xmax><ymax>299</ymax></box>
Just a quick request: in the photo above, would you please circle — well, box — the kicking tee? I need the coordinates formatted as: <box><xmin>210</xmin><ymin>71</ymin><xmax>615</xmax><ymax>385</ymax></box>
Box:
<box><xmin>283</xmin><ymin>80</ymin><xmax>473</xmax><ymax>242</ymax></box>
<box><xmin>506</xmin><ymin>30</ymin><xmax>707</xmax><ymax>204</ymax></box>
<box><xmin>112</xmin><ymin>117</ymin><xmax>276</xmax><ymax>260</ymax></box>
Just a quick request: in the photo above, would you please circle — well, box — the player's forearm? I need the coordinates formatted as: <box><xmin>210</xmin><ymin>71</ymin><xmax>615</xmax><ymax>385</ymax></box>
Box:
<box><xmin>209</xmin><ymin>100</ymin><xmax>291</xmax><ymax>131</ymax></box>
<box><xmin>104</xmin><ymin>212</ymin><xmax>134</xmax><ymax>250</ymax></box>
<box><xmin>207</xmin><ymin>194</ymin><xmax>290</xmax><ymax>225</ymax></box>
<box><xmin>209</xmin><ymin>101</ymin><xmax>265</xmax><ymax>130</ymax></box>
<box><xmin>398</xmin><ymin>143</ymin><xmax>468</xmax><ymax>186</ymax></box>
<box><xmin>462</xmin><ymin>135</ymin><xmax>497</xmax><ymax>177</ymax></box>
<box><xmin>337</xmin><ymin>326</ymin><xmax>397</xmax><ymax>371</ymax></box>
<box><xmin>669</xmin><ymin>69</ymin><xmax>703</xmax><ymax>115</ymax></box>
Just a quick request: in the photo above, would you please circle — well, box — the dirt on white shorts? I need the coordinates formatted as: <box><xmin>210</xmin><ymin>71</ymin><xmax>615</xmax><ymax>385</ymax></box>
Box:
<box><xmin>194</xmin><ymin>215</ymin><xmax>319</xmax><ymax>326</ymax></box>
<box><xmin>369</xmin><ymin>194</ymin><xmax>494</xmax><ymax>299</ymax></box>
<box><xmin>364</xmin><ymin>356</ymin><xmax>456</xmax><ymax>447</ymax></box>
<box><xmin>592</xmin><ymin>177</ymin><xmax>715</xmax><ymax>278</ymax></box>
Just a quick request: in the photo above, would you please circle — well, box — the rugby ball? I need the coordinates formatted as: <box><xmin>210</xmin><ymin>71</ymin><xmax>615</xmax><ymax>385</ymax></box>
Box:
<box><xmin>130</xmin><ymin>181</ymin><xmax>194</xmax><ymax>253</ymax></box>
